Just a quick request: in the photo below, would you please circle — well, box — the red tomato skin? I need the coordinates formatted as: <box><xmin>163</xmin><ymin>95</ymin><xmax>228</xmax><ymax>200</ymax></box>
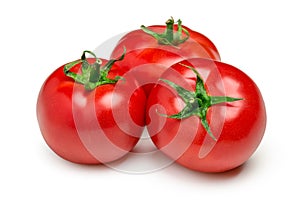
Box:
<box><xmin>37</xmin><ymin>59</ymin><xmax>146</xmax><ymax>164</ymax></box>
<box><xmin>111</xmin><ymin>25</ymin><xmax>221</xmax><ymax>61</ymax></box>
<box><xmin>110</xmin><ymin>25</ymin><xmax>221</xmax><ymax>95</ymax></box>
<box><xmin>146</xmin><ymin>58</ymin><xmax>266</xmax><ymax>172</ymax></box>
<box><xmin>111</xmin><ymin>48</ymin><xmax>185</xmax><ymax>95</ymax></box>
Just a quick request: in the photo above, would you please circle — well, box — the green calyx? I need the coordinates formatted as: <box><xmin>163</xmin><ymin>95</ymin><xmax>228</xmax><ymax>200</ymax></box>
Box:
<box><xmin>63</xmin><ymin>49</ymin><xmax>125</xmax><ymax>91</ymax></box>
<box><xmin>160</xmin><ymin>63</ymin><xmax>243</xmax><ymax>141</ymax></box>
<box><xmin>141</xmin><ymin>17</ymin><xmax>190</xmax><ymax>46</ymax></box>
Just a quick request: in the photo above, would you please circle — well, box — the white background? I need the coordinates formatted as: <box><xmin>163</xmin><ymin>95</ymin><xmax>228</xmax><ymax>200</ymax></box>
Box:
<box><xmin>1</xmin><ymin>0</ymin><xmax>299</xmax><ymax>199</ymax></box>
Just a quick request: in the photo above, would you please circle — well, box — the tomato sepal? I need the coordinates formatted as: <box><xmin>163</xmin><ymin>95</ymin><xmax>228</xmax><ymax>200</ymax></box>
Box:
<box><xmin>141</xmin><ymin>17</ymin><xmax>190</xmax><ymax>46</ymax></box>
<box><xmin>63</xmin><ymin>48</ymin><xmax>126</xmax><ymax>91</ymax></box>
<box><xmin>159</xmin><ymin>63</ymin><xmax>243</xmax><ymax>140</ymax></box>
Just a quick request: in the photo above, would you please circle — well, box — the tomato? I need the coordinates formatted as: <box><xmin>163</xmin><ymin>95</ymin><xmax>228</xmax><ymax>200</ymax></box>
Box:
<box><xmin>37</xmin><ymin>51</ymin><xmax>146</xmax><ymax>164</ymax></box>
<box><xmin>146</xmin><ymin>58</ymin><xmax>266</xmax><ymax>172</ymax></box>
<box><xmin>110</xmin><ymin>18</ymin><xmax>221</xmax><ymax>95</ymax></box>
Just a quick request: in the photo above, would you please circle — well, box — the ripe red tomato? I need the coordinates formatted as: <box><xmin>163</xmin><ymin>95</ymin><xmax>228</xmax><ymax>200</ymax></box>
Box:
<box><xmin>146</xmin><ymin>58</ymin><xmax>266</xmax><ymax>172</ymax></box>
<box><xmin>110</xmin><ymin>18</ymin><xmax>221</xmax><ymax>95</ymax></box>
<box><xmin>37</xmin><ymin>51</ymin><xmax>146</xmax><ymax>164</ymax></box>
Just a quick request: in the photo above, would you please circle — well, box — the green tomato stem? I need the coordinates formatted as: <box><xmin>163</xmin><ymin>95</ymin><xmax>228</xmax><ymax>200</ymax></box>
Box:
<box><xmin>63</xmin><ymin>48</ymin><xmax>126</xmax><ymax>91</ymax></box>
<box><xmin>165</xmin><ymin>18</ymin><xmax>174</xmax><ymax>42</ymax></box>
<box><xmin>140</xmin><ymin>17</ymin><xmax>190</xmax><ymax>46</ymax></box>
<box><xmin>159</xmin><ymin>63</ymin><xmax>243</xmax><ymax>141</ymax></box>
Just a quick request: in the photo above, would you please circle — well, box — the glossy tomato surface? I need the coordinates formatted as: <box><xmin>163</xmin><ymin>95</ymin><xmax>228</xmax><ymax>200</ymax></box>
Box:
<box><xmin>110</xmin><ymin>24</ymin><xmax>221</xmax><ymax>95</ymax></box>
<box><xmin>146</xmin><ymin>58</ymin><xmax>266</xmax><ymax>172</ymax></box>
<box><xmin>37</xmin><ymin>59</ymin><xmax>146</xmax><ymax>164</ymax></box>
<box><xmin>111</xmin><ymin>25</ymin><xmax>221</xmax><ymax>61</ymax></box>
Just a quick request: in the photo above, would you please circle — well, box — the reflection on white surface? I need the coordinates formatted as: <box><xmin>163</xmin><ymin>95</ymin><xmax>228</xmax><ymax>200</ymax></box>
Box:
<box><xmin>105</xmin><ymin>129</ymin><xmax>175</xmax><ymax>174</ymax></box>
